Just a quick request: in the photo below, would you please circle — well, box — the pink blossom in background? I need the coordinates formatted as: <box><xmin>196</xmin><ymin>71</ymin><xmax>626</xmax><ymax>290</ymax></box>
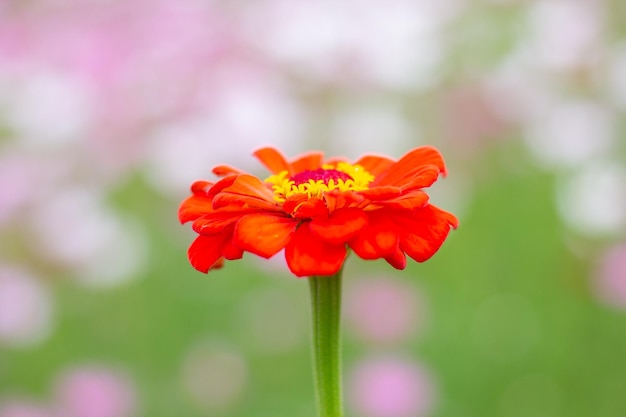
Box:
<box><xmin>0</xmin><ymin>267</ymin><xmax>53</xmax><ymax>347</ymax></box>
<box><xmin>345</xmin><ymin>277</ymin><xmax>423</xmax><ymax>345</ymax></box>
<box><xmin>593</xmin><ymin>244</ymin><xmax>626</xmax><ymax>309</ymax></box>
<box><xmin>0</xmin><ymin>0</ymin><xmax>264</xmax><ymax>177</ymax></box>
<box><xmin>348</xmin><ymin>356</ymin><xmax>436</xmax><ymax>417</ymax></box>
<box><xmin>440</xmin><ymin>83</ymin><xmax>510</xmax><ymax>154</ymax></box>
<box><xmin>53</xmin><ymin>366</ymin><xmax>137</xmax><ymax>417</ymax></box>
<box><xmin>0</xmin><ymin>400</ymin><xmax>54</xmax><ymax>417</ymax></box>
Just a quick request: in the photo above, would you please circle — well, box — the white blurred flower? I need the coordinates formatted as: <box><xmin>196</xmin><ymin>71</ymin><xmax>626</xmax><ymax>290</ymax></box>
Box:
<box><xmin>524</xmin><ymin>101</ymin><xmax>615</xmax><ymax>169</ymax></box>
<box><xmin>328</xmin><ymin>103</ymin><xmax>416</xmax><ymax>158</ymax></box>
<box><xmin>526</xmin><ymin>0</ymin><xmax>604</xmax><ymax>71</ymax></box>
<box><xmin>143</xmin><ymin>77</ymin><xmax>306</xmax><ymax>196</ymax></box>
<box><xmin>606</xmin><ymin>43</ymin><xmax>626</xmax><ymax>110</ymax></box>
<box><xmin>3</xmin><ymin>71</ymin><xmax>94</xmax><ymax>148</ymax></box>
<box><xmin>0</xmin><ymin>151</ymin><xmax>69</xmax><ymax>225</ymax></box>
<box><xmin>240</xmin><ymin>0</ymin><xmax>458</xmax><ymax>89</ymax></box>
<box><xmin>28</xmin><ymin>187</ymin><xmax>147</xmax><ymax>288</ymax></box>
<box><xmin>0</xmin><ymin>267</ymin><xmax>53</xmax><ymax>348</ymax></box>
<box><xmin>556</xmin><ymin>161</ymin><xmax>626</xmax><ymax>236</ymax></box>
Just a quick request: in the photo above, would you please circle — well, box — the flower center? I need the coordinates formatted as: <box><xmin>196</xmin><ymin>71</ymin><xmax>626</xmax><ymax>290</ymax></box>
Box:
<box><xmin>265</xmin><ymin>162</ymin><xmax>374</xmax><ymax>202</ymax></box>
<box><xmin>291</xmin><ymin>169</ymin><xmax>352</xmax><ymax>186</ymax></box>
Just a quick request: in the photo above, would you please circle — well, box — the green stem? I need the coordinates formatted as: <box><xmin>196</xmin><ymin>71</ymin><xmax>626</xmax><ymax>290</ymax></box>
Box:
<box><xmin>309</xmin><ymin>272</ymin><xmax>344</xmax><ymax>417</ymax></box>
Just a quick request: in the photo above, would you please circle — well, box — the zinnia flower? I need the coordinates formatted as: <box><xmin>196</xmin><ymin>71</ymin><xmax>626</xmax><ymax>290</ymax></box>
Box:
<box><xmin>178</xmin><ymin>146</ymin><xmax>458</xmax><ymax>277</ymax></box>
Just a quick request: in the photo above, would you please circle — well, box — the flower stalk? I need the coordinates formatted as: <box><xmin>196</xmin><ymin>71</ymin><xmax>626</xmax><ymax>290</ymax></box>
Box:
<box><xmin>309</xmin><ymin>272</ymin><xmax>344</xmax><ymax>417</ymax></box>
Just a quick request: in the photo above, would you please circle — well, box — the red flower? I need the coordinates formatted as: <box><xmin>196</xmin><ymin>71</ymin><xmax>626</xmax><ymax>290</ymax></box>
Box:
<box><xmin>179</xmin><ymin>146</ymin><xmax>458</xmax><ymax>277</ymax></box>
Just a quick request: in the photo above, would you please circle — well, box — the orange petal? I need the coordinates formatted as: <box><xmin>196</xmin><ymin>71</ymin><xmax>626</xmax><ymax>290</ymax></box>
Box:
<box><xmin>233</xmin><ymin>213</ymin><xmax>297</xmax><ymax>258</ymax></box>
<box><xmin>179</xmin><ymin>194</ymin><xmax>213</xmax><ymax>224</ymax></box>
<box><xmin>188</xmin><ymin>234</ymin><xmax>229</xmax><ymax>273</ymax></box>
<box><xmin>377</xmin><ymin>190</ymin><xmax>430</xmax><ymax>210</ymax></box>
<box><xmin>213</xmin><ymin>192</ymin><xmax>281</xmax><ymax>212</ymax></box>
<box><xmin>309</xmin><ymin>208</ymin><xmax>368</xmax><ymax>245</ymax></box>
<box><xmin>349</xmin><ymin>211</ymin><xmax>399</xmax><ymax>259</ymax></box>
<box><xmin>191</xmin><ymin>180</ymin><xmax>213</xmax><ymax>194</ymax></box>
<box><xmin>222</xmin><ymin>174</ymin><xmax>276</xmax><ymax>201</ymax></box>
<box><xmin>211</xmin><ymin>175</ymin><xmax>281</xmax><ymax>211</ymax></box>
<box><xmin>253</xmin><ymin>147</ymin><xmax>291</xmax><ymax>174</ymax></box>
<box><xmin>324</xmin><ymin>190</ymin><xmax>366</xmax><ymax>212</ymax></box>
<box><xmin>355</xmin><ymin>155</ymin><xmax>395</xmax><ymax>177</ymax></box>
<box><xmin>285</xmin><ymin>224</ymin><xmax>347</xmax><ymax>277</ymax></box>
<box><xmin>394</xmin><ymin>204</ymin><xmax>458</xmax><ymax>262</ymax></box>
<box><xmin>357</xmin><ymin>186</ymin><xmax>402</xmax><ymax>201</ymax></box>
<box><xmin>290</xmin><ymin>197</ymin><xmax>328</xmax><ymax>219</ymax></box>
<box><xmin>192</xmin><ymin>211</ymin><xmax>249</xmax><ymax>235</ymax></box>
<box><xmin>212</xmin><ymin>164</ymin><xmax>246</xmax><ymax>177</ymax></box>
<box><xmin>289</xmin><ymin>152</ymin><xmax>324</xmax><ymax>173</ymax></box>
<box><xmin>385</xmin><ymin>248</ymin><xmax>407</xmax><ymax>270</ymax></box>
<box><xmin>375</xmin><ymin>146</ymin><xmax>447</xmax><ymax>189</ymax></box>
<box><xmin>283</xmin><ymin>194</ymin><xmax>310</xmax><ymax>214</ymax></box>
<box><xmin>222</xmin><ymin>238</ymin><xmax>244</xmax><ymax>260</ymax></box>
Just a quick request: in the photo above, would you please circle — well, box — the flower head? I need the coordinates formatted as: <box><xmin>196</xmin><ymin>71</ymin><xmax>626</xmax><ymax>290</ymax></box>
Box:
<box><xmin>178</xmin><ymin>146</ymin><xmax>458</xmax><ymax>277</ymax></box>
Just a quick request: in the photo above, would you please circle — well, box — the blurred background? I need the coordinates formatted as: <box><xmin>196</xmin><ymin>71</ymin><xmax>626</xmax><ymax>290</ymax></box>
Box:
<box><xmin>1</xmin><ymin>0</ymin><xmax>625</xmax><ymax>416</ymax></box>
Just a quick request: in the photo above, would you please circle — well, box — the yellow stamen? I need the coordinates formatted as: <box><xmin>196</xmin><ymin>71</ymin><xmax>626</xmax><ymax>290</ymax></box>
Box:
<box><xmin>265</xmin><ymin>162</ymin><xmax>374</xmax><ymax>202</ymax></box>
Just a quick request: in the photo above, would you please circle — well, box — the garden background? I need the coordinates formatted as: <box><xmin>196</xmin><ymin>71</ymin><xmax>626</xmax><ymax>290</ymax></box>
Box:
<box><xmin>1</xmin><ymin>0</ymin><xmax>626</xmax><ymax>416</ymax></box>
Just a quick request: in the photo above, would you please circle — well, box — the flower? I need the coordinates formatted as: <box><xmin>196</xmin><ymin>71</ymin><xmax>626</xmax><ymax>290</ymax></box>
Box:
<box><xmin>178</xmin><ymin>146</ymin><xmax>458</xmax><ymax>277</ymax></box>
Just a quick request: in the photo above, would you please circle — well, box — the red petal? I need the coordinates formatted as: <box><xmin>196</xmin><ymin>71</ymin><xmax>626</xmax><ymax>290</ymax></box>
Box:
<box><xmin>349</xmin><ymin>211</ymin><xmax>399</xmax><ymax>259</ymax></box>
<box><xmin>289</xmin><ymin>152</ymin><xmax>324</xmax><ymax>173</ymax></box>
<box><xmin>212</xmin><ymin>192</ymin><xmax>280</xmax><ymax>211</ymax></box>
<box><xmin>394</xmin><ymin>204</ymin><xmax>458</xmax><ymax>262</ymax></box>
<box><xmin>309</xmin><ymin>208</ymin><xmax>368</xmax><ymax>245</ymax></box>
<box><xmin>357</xmin><ymin>186</ymin><xmax>402</xmax><ymax>201</ymax></box>
<box><xmin>211</xmin><ymin>175</ymin><xmax>281</xmax><ymax>211</ymax></box>
<box><xmin>222</xmin><ymin>174</ymin><xmax>276</xmax><ymax>201</ymax></box>
<box><xmin>385</xmin><ymin>248</ymin><xmax>407</xmax><ymax>270</ymax></box>
<box><xmin>324</xmin><ymin>190</ymin><xmax>366</xmax><ymax>212</ymax></box>
<box><xmin>192</xmin><ymin>211</ymin><xmax>249</xmax><ymax>235</ymax></box>
<box><xmin>377</xmin><ymin>190</ymin><xmax>430</xmax><ymax>210</ymax></box>
<box><xmin>188</xmin><ymin>234</ymin><xmax>229</xmax><ymax>273</ymax></box>
<box><xmin>179</xmin><ymin>194</ymin><xmax>213</xmax><ymax>224</ymax></box>
<box><xmin>191</xmin><ymin>180</ymin><xmax>213</xmax><ymax>194</ymax></box>
<box><xmin>222</xmin><ymin>239</ymin><xmax>244</xmax><ymax>260</ymax></box>
<box><xmin>289</xmin><ymin>197</ymin><xmax>328</xmax><ymax>219</ymax></box>
<box><xmin>212</xmin><ymin>164</ymin><xmax>245</xmax><ymax>177</ymax></box>
<box><xmin>253</xmin><ymin>147</ymin><xmax>291</xmax><ymax>174</ymax></box>
<box><xmin>374</xmin><ymin>146</ymin><xmax>447</xmax><ymax>189</ymax></box>
<box><xmin>355</xmin><ymin>155</ymin><xmax>395</xmax><ymax>177</ymax></box>
<box><xmin>283</xmin><ymin>194</ymin><xmax>309</xmax><ymax>214</ymax></box>
<box><xmin>233</xmin><ymin>214</ymin><xmax>296</xmax><ymax>258</ymax></box>
<box><xmin>285</xmin><ymin>224</ymin><xmax>347</xmax><ymax>277</ymax></box>
<box><xmin>206</xmin><ymin>175</ymin><xmax>238</xmax><ymax>199</ymax></box>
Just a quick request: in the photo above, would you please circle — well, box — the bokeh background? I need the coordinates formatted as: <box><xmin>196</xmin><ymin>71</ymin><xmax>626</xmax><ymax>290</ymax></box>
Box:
<box><xmin>1</xmin><ymin>0</ymin><xmax>626</xmax><ymax>416</ymax></box>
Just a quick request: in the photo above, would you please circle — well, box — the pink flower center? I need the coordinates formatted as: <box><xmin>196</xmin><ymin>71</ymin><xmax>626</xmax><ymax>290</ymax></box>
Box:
<box><xmin>290</xmin><ymin>169</ymin><xmax>353</xmax><ymax>185</ymax></box>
